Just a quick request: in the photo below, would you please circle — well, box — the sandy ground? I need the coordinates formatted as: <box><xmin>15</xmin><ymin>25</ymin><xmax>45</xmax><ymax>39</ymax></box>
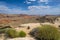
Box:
<box><xmin>15</xmin><ymin>23</ymin><xmax>41</xmax><ymax>37</ymax></box>
<box><xmin>7</xmin><ymin>37</ymin><xmax>36</xmax><ymax>40</ymax></box>
<box><xmin>1</xmin><ymin>20</ymin><xmax>60</xmax><ymax>40</ymax></box>
<box><xmin>0</xmin><ymin>22</ymin><xmax>60</xmax><ymax>40</ymax></box>
<box><xmin>8</xmin><ymin>22</ymin><xmax>60</xmax><ymax>40</ymax></box>
<box><xmin>15</xmin><ymin>22</ymin><xmax>60</xmax><ymax>37</ymax></box>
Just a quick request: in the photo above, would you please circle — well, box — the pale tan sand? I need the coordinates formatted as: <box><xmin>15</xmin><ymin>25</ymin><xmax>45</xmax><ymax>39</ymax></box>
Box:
<box><xmin>15</xmin><ymin>23</ymin><xmax>41</xmax><ymax>37</ymax></box>
<box><xmin>7</xmin><ymin>37</ymin><xmax>36</xmax><ymax>40</ymax></box>
<box><xmin>15</xmin><ymin>22</ymin><xmax>60</xmax><ymax>37</ymax></box>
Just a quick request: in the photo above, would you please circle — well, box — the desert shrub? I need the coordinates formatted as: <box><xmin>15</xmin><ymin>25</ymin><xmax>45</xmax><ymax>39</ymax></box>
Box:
<box><xmin>27</xmin><ymin>26</ymin><xmax>30</xmax><ymax>29</ymax></box>
<box><xmin>0</xmin><ymin>25</ymin><xmax>11</xmax><ymax>34</ymax></box>
<box><xmin>6</xmin><ymin>28</ymin><xmax>18</xmax><ymax>38</ymax></box>
<box><xmin>0</xmin><ymin>29</ymin><xmax>6</xmax><ymax>33</ymax></box>
<box><xmin>30</xmin><ymin>25</ymin><xmax>60</xmax><ymax>40</ymax></box>
<box><xmin>19</xmin><ymin>31</ymin><xmax>26</xmax><ymax>37</ymax></box>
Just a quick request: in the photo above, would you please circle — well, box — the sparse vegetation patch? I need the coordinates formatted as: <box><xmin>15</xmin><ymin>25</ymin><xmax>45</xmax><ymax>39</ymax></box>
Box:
<box><xmin>30</xmin><ymin>25</ymin><xmax>60</xmax><ymax>40</ymax></box>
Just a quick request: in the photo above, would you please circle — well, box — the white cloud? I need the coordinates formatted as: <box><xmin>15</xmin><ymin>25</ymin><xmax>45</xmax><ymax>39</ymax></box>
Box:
<box><xmin>26</xmin><ymin>1</ymin><xmax>31</xmax><ymax>4</ymax></box>
<box><xmin>25</xmin><ymin>0</ymin><xmax>32</xmax><ymax>4</ymax></box>
<box><xmin>25</xmin><ymin>0</ymin><xmax>36</xmax><ymax>4</ymax></box>
<box><xmin>38</xmin><ymin>0</ymin><xmax>48</xmax><ymax>4</ymax></box>
<box><xmin>0</xmin><ymin>5</ymin><xmax>23</xmax><ymax>14</ymax></box>
<box><xmin>0</xmin><ymin>5</ymin><xmax>9</xmax><ymax>10</ymax></box>
<box><xmin>28</xmin><ymin>6</ymin><xmax>50</xmax><ymax>9</ymax></box>
<box><xmin>28</xmin><ymin>5</ymin><xmax>60</xmax><ymax>15</ymax></box>
<box><xmin>40</xmin><ymin>0</ymin><xmax>48</xmax><ymax>2</ymax></box>
<box><xmin>0</xmin><ymin>5</ymin><xmax>60</xmax><ymax>15</ymax></box>
<box><xmin>29</xmin><ymin>0</ymin><xmax>36</xmax><ymax>1</ymax></box>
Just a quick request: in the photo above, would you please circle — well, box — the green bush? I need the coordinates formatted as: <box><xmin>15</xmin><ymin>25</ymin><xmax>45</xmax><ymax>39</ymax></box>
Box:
<box><xmin>19</xmin><ymin>31</ymin><xmax>26</xmax><ymax>37</ymax></box>
<box><xmin>6</xmin><ymin>28</ymin><xmax>18</xmax><ymax>38</ymax></box>
<box><xmin>30</xmin><ymin>25</ymin><xmax>60</xmax><ymax>40</ymax></box>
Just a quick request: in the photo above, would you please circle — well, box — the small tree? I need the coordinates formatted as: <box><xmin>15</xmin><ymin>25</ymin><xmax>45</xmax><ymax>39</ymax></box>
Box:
<box><xmin>30</xmin><ymin>25</ymin><xmax>60</xmax><ymax>40</ymax></box>
<box><xmin>19</xmin><ymin>31</ymin><xmax>26</xmax><ymax>37</ymax></box>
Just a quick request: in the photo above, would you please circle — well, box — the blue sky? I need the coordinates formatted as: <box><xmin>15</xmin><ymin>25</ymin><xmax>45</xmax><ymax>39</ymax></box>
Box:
<box><xmin>0</xmin><ymin>0</ymin><xmax>60</xmax><ymax>15</ymax></box>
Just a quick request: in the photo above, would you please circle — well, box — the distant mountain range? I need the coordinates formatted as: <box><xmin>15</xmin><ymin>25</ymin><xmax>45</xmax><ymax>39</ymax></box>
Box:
<box><xmin>0</xmin><ymin>13</ymin><xmax>60</xmax><ymax>18</ymax></box>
